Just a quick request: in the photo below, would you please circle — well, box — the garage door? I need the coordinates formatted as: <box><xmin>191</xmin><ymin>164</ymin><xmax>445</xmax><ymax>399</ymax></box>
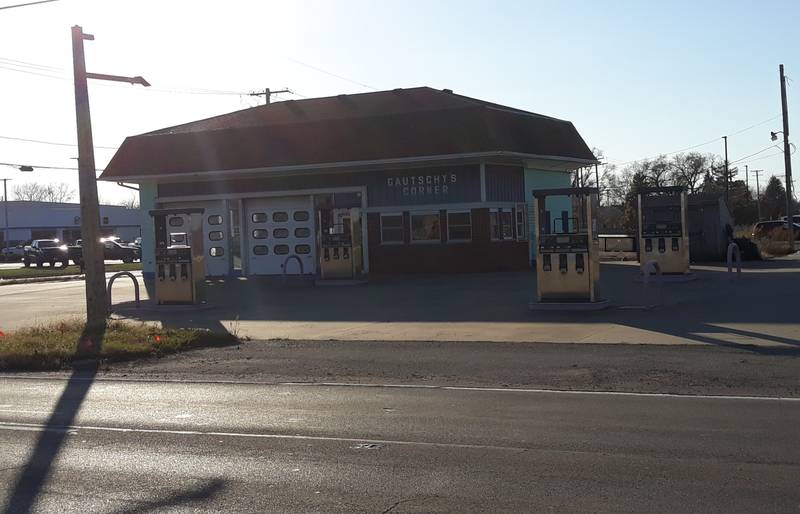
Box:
<box><xmin>245</xmin><ymin>196</ymin><xmax>315</xmax><ymax>276</ymax></box>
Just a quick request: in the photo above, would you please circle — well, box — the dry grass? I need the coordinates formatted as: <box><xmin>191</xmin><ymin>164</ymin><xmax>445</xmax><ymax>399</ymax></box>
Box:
<box><xmin>0</xmin><ymin>318</ymin><xmax>237</xmax><ymax>371</ymax></box>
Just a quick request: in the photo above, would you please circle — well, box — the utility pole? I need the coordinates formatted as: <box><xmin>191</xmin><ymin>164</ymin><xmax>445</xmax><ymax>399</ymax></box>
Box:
<box><xmin>745</xmin><ymin>164</ymin><xmax>749</xmax><ymax>189</ymax></box>
<box><xmin>2</xmin><ymin>178</ymin><xmax>9</xmax><ymax>251</ymax></box>
<box><xmin>72</xmin><ymin>25</ymin><xmax>149</xmax><ymax>328</ymax></box>
<box><xmin>779</xmin><ymin>64</ymin><xmax>794</xmax><ymax>249</ymax></box>
<box><xmin>594</xmin><ymin>163</ymin><xmax>600</xmax><ymax>204</ymax></box>
<box><xmin>722</xmin><ymin>135</ymin><xmax>730</xmax><ymax>205</ymax></box>
<box><xmin>753</xmin><ymin>169</ymin><xmax>763</xmax><ymax>221</ymax></box>
<box><xmin>249</xmin><ymin>87</ymin><xmax>290</xmax><ymax>105</ymax></box>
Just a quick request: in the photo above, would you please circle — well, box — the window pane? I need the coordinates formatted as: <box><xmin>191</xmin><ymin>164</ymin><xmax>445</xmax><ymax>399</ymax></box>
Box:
<box><xmin>411</xmin><ymin>213</ymin><xmax>440</xmax><ymax>241</ymax></box>
<box><xmin>251</xmin><ymin>212</ymin><xmax>267</xmax><ymax>223</ymax></box>
<box><xmin>253</xmin><ymin>245</ymin><xmax>268</xmax><ymax>255</ymax></box>
<box><xmin>448</xmin><ymin>212</ymin><xmax>470</xmax><ymax>226</ymax></box>
<box><xmin>208</xmin><ymin>215</ymin><xmax>223</xmax><ymax>226</ymax></box>
<box><xmin>273</xmin><ymin>228</ymin><xmax>289</xmax><ymax>238</ymax></box>
<box><xmin>274</xmin><ymin>244</ymin><xmax>289</xmax><ymax>255</ymax></box>
<box><xmin>252</xmin><ymin>229</ymin><xmax>268</xmax><ymax>239</ymax></box>
<box><xmin>272</xmin><ymin>212</ymin><xmax>288</xmax><ymax>222</ymax></box>
<box><xmin>295</xmin><ymin>227</ymin><xmax>310</xmax><ymax>238</ymax></box>
<box><xmin>501</xmin><ymin>211</ymin><xmax>514</xmax><ymax>239</ymax></box>
<box><xmin>293</xmin><ymin>211</ymin><xmax>310</xmax><ymax>222</ymax></box>
<box><xmin>168</xmin><ymin>217</ymin><xmax>184</xmax><ymax>227</ymax></box>
<box><xmin>295</xmin><ymin>244</ymin><xmax>311</xmax><ymax>254</ymax></box>
<box><xmin>209</xmin><ymin>247</ymin><xmax>224</xmax><ymax>257</ymax></box>
<box><xmin>490</xmin><ymin>212</ymin><xmax>500</xmax><ymax>240</ymax></box>
<box><xmin>209</xmin><ymin>231</ymin><xmax>224</xmax><ymax>241</ymax></box>
<box><xmin>381</xmin><ymin>215</ymin><xmax>403</xmax><ymax>228</ymax></box>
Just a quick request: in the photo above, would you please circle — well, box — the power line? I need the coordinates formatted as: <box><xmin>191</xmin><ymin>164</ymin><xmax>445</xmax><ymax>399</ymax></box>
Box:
<box><xmin>608</xmin><ymin>115</ymin><xmax>782</xmax><ymax>167</ymax></box>
<box><xmin>729</xmin><ymin>145</ymin><xmax>782</xmax><ymax>165</ymax></box>
<box><xmin>0</xmin><ymin>134</ymin><xmax>117</xmax><ymax>150</ymax></box>
<box><xmin>0</xmin><ymin>0</ymin><xmax>58</xmax><ymax>10</ymax></box>
<box><xmin>283</xmin><ymin>56</ymin><xmax>377</xmax><ymax>91</ymax></box>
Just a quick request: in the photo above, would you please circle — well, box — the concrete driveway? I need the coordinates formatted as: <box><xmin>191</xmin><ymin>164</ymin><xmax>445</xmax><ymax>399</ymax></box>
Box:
<box><xmin>1</xmin><ymin>256</ymin><xmax>797</xmax><ymax>350</ymax></box>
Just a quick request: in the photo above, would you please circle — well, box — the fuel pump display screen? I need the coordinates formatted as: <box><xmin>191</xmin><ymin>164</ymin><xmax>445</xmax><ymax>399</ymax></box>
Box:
<box><xmin>642</xmin><ymin>206</ymin><xmax>682</xmax><ymax>236</ymax></box>
<box><xmin>539</xmin><ymin>234</ymin><xmax>589</xmax><ymax>253</ymax></box>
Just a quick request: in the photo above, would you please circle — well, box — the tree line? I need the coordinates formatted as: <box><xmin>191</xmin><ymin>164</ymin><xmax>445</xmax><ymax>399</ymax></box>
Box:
<box><xmin>579</xmin><ymin>148</ymin><xmax>796</xmax><ymax>230</ymax></box>
<box><xmin>8</xmin><ymin>181</ymin><xmax>138</xmax><ymax>208</ymax></box>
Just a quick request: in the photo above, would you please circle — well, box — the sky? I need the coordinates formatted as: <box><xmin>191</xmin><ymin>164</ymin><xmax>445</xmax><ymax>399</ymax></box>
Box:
<box><xmin>0</xmin><ymin>0</ymin><xmax>798</xmax><ymax>204</ymax></box>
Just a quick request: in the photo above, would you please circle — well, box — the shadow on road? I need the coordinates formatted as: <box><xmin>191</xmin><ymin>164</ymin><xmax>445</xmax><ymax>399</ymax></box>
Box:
<box><xmin>109</xmin><ymin>479</ymin><xmax>226</xmax><ymax>514</ymax></box>
<box><xmin>2</xmin><ymin>324</ymin><xmax>105</xmax><ymax>514</ymax></box>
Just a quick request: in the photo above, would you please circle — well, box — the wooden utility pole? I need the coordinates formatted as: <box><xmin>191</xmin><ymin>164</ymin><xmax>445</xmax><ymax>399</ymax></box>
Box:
<box><xmin>71</xmin><ymin>25</ymin><xmax>149</xmax><ymax>328</ymax></box>
<box><xmin>779</xmin><ymin>64</ymin><xmax>794</xmax><ymax>248</ymax></box>
<box><xmin>249</xmin><ymin>87</ymin><xmax>290</xmax><ymax>105</ymax></box>
<box><xmin>745</xmin><ymin>164</ymin><xmax>749</xmax><ymax>189</ymax></box>
<box><xmin>722</xmin><ymin>135</ymin><xmax>730</xmax><ymax>205</ymax></box>
<box><xmin>753</xmin><ymin>169</ymin><xmax>763</xmax><ymax>221</ymax></box>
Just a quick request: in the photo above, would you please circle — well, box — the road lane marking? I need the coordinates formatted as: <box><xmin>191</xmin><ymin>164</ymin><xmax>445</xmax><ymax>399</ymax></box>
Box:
<box><xmin>0</xmin><ymin>375</ymin><xmax>798</xmax><ymax>402</ymax></box>
<box><xmin>0</xmin><ymin>421</ymin><xmax>531</xmax><ymax>453</ymax></box>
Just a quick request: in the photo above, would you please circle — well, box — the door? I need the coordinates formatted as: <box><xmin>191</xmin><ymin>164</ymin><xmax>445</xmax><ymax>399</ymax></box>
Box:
<box><xmin>203</xmin><ymin>204</ymin><xmax>231</xmax><ymax>277</ymax></box>
<box><xmin>245</xmin><ymin>196</ymin><xmax>315</xmax><ymax>276</ymax></box>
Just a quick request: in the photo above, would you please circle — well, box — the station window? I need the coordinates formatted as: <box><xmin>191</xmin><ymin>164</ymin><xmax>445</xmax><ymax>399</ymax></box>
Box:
<box><xmin>274</xmin><ymin>244</ymin><xmax>289</xmax><ymax>255</ymax></box>
<box><xmin>251</xmin><ymin>212</ymin><xmax>267</xmax><ymax>223</ymax></box>
<box><xmin>209</xmin><ymin>247</ymin><xmax>224</xmax><ymax>257</ymax></box>
<box><xmin>171</xmin><ymin>233</ymin><xmax>186</xmax><ymax>244</ymax></box>
<box><xmin>293</xmin><ymin>211</ymin><xmax>310</xmax><ymax>222</ymax></box>
<box><xmin>490</xmin><ymin>208</ymin><xmax>515</xmax><ymax>241</ymax></box>
<box><xmin>272</xmin><ymin>212</ymin><xmax>289</xmax><ymax>222</ymax></box>
<box><xmin>208</xmin><ymin>215</ymin><xmax>223</xmax><ymax>225</ymax></box>
<box><xmin>410</xmin><ymin>211</ymin><xmax>441</xmax><ymax>243</ymax></box>
<box><xmin>295</xmin><ymin>227</ymin><xmax>310</xmax><ymax>238</ymax></box>
<box><xmin>252</xmin><ymin>229</ymin><xmax>268</xmax><ymax>239</ymax></box>
<box><xmin>273</xmin><ymin>228</ymin><xmax>289</xmax><ymax>238</ymax></box>
<box><xmin>447</xmin><ymin>211</ymin><xmax>472</xmax><ymax>242</ymax></box>
<box><xmin>208</xmin><ymin>231</ymin><xmax>224</xmax><ymax>241</ymax></box>
<box><xmin>380</xmin><ymin>213</ymin><xmax>404</xmax><ymax>244</ymax></box>
<box><xmin>253</xmin><ymin>245</ymin><xmax>268</xmax><ymax>255</ymax></box>
<box><xmin>168</xmin><ymin>217</ymin><xmax>184</xmax><ymax>227</ymax></box>
<box><xmin>295</xmin><ymin>244</ymin><xmax>311</xmax><ymax>254</ymax></box>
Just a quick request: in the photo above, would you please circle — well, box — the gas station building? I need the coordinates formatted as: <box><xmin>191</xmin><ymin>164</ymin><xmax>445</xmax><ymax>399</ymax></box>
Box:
<box><xmin>99</xmin><ymin>87</ymin><xmax>596</xmax><ymax>280</ymax></box>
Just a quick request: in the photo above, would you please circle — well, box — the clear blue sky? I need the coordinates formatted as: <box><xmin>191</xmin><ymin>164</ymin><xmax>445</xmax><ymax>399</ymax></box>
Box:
<box><xmin>0</xmin><ymin>0</ymin><xmax>797</xmax><ymax>203</ymax></box>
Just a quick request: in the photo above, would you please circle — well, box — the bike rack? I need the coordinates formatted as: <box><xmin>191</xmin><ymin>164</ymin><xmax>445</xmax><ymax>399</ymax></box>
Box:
<box><xmin>642</xmin><ymin>260</ymin><xmax>663</xmax><ymax>307</ymax></box>
<box><xmin>107</xmin><ymin>271</ymin><xmax>140</xmax><ymax>312</ymax></box>
<box><xmin>727</xmin><ymin>242</ymin><xmax>741</xmax><ymax>280</ymax></box>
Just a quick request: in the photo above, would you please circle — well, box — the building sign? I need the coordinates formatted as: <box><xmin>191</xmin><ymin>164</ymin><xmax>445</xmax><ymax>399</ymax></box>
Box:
<box><xmin>368</xmin><ymin>165</ymin><xmax>480</xmax><ymax>206</ymax></box>
<box><xmin>386</xmin><ymin>172</ymin><xmax>458</xmax><ymax>197</ymax></box>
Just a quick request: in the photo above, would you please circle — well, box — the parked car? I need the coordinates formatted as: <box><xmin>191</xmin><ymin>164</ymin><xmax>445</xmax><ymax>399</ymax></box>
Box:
<box><xmin>23</xmin><ymin>239</ymin><xmax>70</xmax><ymax>268</ymax></box>
<box><xmin>132</xmin><ymin>236</ymin><xmax>142</xmax><ymax>247</ymax></box>
<box><xmin>1</xmin><ymin>244</ymin><xmax>25</xmax><ymax>262</ymax></box>
<box><xmin>69</xmin><ymin>238</ymin><xmax>141</xmax><ymax>265</ymax></box>
<box><xmin>751</xmin><ymin>220</ymin><xmax>800</xmax><ymax>240</ymax></box>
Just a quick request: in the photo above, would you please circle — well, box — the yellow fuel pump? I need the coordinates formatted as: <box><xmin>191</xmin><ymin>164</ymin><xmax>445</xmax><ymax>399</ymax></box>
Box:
<box><xmin>149</xmin><ymin>208</ymin><xmax>206</xmax><ymax>305</ymax></box>
<box><xmin>531</xmin><ymin>187</ymin><xmax>606</xmax><ymax>309</ymax></box>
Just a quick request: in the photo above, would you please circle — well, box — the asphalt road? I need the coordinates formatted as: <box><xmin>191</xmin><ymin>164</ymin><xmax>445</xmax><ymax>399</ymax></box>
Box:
<box><xmin>1</xmin><ymin>376</ymin><xmax>799</xmax><ymax>513</ymax></box>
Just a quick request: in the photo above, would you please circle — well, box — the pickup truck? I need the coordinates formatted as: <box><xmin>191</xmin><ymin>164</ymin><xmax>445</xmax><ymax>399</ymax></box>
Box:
<box><xmin>23</xmin><ymin>239</ymin><xmax>70</xmax><ymax>268</ymax></box>
<box><xmin>69</xmin><ymin>239</ymin><xmax>141</xmax><ymax>265</ymax></box>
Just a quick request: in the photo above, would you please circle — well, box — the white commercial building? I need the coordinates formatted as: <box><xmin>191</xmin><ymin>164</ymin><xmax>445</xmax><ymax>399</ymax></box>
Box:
<box><xmin>0</xmin><ymin>201</ymin><xmax>141</xmax><ymax>246</ymax></box>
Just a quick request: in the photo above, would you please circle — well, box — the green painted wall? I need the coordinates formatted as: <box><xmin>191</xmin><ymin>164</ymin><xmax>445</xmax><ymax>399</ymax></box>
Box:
<box><xmin>523</xmin><ymin>168</ymin><xmax>572</xmax><ymax>262</ymax></box>
<box><xmin>139</xmin><ymin>181</ymin><xmax>157</xmax><ymax>279</ymax></box>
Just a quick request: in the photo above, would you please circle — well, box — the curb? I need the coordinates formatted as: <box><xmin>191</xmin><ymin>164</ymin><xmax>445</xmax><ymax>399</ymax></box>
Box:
<box><xmin>0</xmin><ymin>274</ymin><xmax>86</xmax><ymax>286</ymax></box>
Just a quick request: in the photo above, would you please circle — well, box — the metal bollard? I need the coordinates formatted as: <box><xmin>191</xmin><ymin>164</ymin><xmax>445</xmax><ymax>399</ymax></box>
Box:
<box><xmin>107</xmin><ymin>271</ymin><xmax>140</xmax><ymax>312</ymax></box>
<box><xmin>727</xmin><ymin>242</ymin><xmax>741</xmax><ymax>280</ymax></box>
<box><xmin>642</xmin><ymin>260</ymin><xmax>662</xmax><ymax>307</ymax></box>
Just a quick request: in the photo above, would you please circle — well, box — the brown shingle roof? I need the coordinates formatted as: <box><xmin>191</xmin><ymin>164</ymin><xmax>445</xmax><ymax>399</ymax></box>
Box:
<box><xmin>100</xmin><ymin>87</ymin><xmax>595</xmax><ymax>180</ymax></box>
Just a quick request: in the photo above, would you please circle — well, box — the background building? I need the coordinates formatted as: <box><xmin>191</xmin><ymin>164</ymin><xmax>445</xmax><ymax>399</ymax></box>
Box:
<box><xmin>100</xmin><ymin>87</ymin><xmax>596</xmax><ymax>279</ymax></box>
<box><xmin>0</xmin><ymin>201</ymin><xmax>141</xmax><ymax>246</ymax></box>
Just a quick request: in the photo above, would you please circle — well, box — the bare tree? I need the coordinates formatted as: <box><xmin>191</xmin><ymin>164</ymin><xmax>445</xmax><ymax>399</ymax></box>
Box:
<box><xmin>120</xmin><ymin>194</ymin><xmax>139</xmax><ymax>209</ymax></box>
<box><xmin>13</xmin><ymin>181</ymin><xmax>75</xmax><ymax>202</ymax></box>
<box><xmin>671</xmin><ymin>152</ymin><xmax>707</xmax><ymax>194</ymax></box>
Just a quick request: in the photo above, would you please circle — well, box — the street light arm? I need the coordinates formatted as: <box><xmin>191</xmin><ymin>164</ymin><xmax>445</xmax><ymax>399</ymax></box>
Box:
<box><xmin>85</xmin><ymin>72</ymin><xmax>150</xmax><ymax>87</ymax></box>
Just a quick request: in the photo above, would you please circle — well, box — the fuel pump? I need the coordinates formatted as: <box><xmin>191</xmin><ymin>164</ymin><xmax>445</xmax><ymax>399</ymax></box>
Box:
<box><xmin>637</xmin><ymin>186</ymin><xmax>691</xmax><ymax>276</ymax></box>
<box><xmin>531</xmin><ymin>187</ymin><xmax>605</xmax><ymax>309</ymax></box>
<box><xmin>318</xmin><ymin>207</ymin><xmax>363</xmax><ymax>280</ymax></box>
<box><xmin>149</xmin><ymin>208</ymin><xmax>206</xmax><ymax>305</ymax></box>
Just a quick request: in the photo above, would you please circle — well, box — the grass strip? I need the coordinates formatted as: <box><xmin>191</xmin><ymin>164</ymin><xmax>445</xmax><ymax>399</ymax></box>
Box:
<box><xmin>0</xmin><ymin>262</ymin><xmax>141</xmax><ymax>280</ymax></box>
<box><xmin>0</xmin><ymin>318</ymin><xmax>237</xmax><ymax>371</ymax></box>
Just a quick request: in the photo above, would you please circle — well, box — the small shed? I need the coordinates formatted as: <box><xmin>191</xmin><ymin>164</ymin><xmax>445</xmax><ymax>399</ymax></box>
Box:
<box><xmin>687</xmin><ymin>193</ymin><xmax>732</xmax><ymax>261</ymax></box>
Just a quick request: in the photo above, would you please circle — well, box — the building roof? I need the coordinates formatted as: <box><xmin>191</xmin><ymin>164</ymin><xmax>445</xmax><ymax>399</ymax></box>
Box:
<box><xmin>100</xmin><ymin>87</ymin><xmax>596</xmax><ymax>180</ymax></box>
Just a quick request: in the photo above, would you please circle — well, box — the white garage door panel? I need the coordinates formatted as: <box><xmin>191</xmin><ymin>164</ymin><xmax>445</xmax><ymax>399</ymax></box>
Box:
<box><xmin>246</xmin><ymin>196</ymin><xmax>315</xmax><ymax>276</ymax></box>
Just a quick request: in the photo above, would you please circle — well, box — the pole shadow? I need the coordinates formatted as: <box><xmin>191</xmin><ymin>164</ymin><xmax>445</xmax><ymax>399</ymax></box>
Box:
<box><xmin>108</xmin><ymin>479</ymin><xmax>226</xmax><ymax>514</ymax></box>
<box><xmin>2</xmin><ymin>323</ymin><xmax>105</xmax><ymax>514</ymax></box>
